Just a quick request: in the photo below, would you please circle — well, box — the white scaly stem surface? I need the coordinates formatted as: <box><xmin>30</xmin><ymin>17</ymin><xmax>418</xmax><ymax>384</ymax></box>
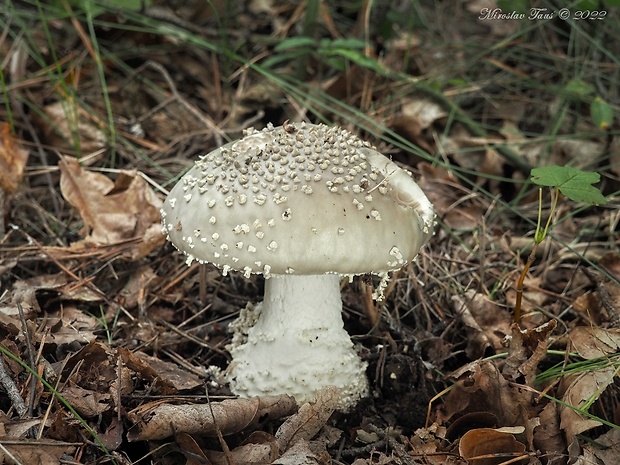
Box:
<box><xmin>228</xmin><ymin>274</ymin><xmax>368</xmax><ymax>410</ymax></box>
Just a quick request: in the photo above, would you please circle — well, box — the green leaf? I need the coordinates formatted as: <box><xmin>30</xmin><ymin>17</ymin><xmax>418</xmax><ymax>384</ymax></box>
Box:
<box><xmin>323</xmin><ymin>38</ymin><xmax>366</xmax><ymax>50</ymax></box>
<box><xmin>564</xmin><ymin>79</ymin><xmax>595</xmax><ymax>100</ymax></box>
<box><xmin>274</xmin><ymin>37</ymin><xmax>316</xmax><ymax>52</ymax></box>
<box><xmin>590</xmin><ymin>97</ymin><xmax>614</xmax><ymax>130</ymax></box>
<box><xmin>531</xmin><ymin>165</ymin><xmax>607</xmax><ymax>205</ymax></box>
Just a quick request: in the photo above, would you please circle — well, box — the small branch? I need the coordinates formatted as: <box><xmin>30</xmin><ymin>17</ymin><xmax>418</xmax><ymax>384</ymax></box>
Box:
<box><xmin>0</xmin><ymin>355</ymin><xmax>27</xmax><ymax>418</ymax></box>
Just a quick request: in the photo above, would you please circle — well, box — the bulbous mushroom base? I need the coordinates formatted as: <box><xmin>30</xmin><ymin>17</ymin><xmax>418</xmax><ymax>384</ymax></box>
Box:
<box><xmin>226</xmin><ymin>274</ymin><xmax>369</xmax><ymax>411</ymax></box>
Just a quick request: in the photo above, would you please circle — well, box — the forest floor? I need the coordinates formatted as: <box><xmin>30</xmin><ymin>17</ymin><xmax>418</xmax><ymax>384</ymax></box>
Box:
<box><xmin>1</xmin><ymin>1</ymin><xmax>620</xmax><ymax>464</ymax></box>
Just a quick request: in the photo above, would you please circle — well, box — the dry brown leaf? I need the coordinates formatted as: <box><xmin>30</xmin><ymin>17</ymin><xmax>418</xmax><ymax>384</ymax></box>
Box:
<box><xmin>569</xmin><ymin>326</ymin><xmax>620</xmax><ymax>359</ymax></box>
<box><xmin>0</xmin><ymin>437</ymin><xmax>75</xmax><ymax>465</ymax></box>
<box><xmin>0</xmin><ymin>279</ymin><xmax>41</xmax><ymax>318</ymax></box>
<box><xmin>127</xmin><ymin>395</ymin><xmax>298</xmax><ymax>441</ymax></box>
<box><xmin>451</xmin><ymin>290</ymin><xmax>513</xmax><ymax>358</ymax></box>
<box><xmin>441</xmin><ymin>125</ymin><xmax>505</xmax><ymax>182</ymax></box>
<box><xmin>0</xmin><ymin>273</ymin><xmax>102</xmax><ymax>321</ymax></box>
<box><xmin>207</xmin><ymin>440</ymin><xmax>276</xmax><ymax>465</ymax></box>
<box><xmin>275</xmin><ymin>385</ymin><xmax>340</xmax><ymax>452</ymax></box>
<box><xmin>40</xmin><ymin>305</ymin><xmax>99</xmax><ymax>346</ymax></box>
<box><xmin>0</xmin><ymin>122</ymin><xmax>29</xmax><ymax>195</ymax></box>
<box><xmin>117</xmin><ymin>265</ymin><xmax>157</xmax><ymax>310</ymax></box>
<box><xmin>272</xmin><ymin>439</ymin><xmax>320</xmax><ymax>465</ymax></box>
<box><xmin>118</xmin><ymin>347</ymin><xmax>202</xmax><ymax>394</ymax></box>
<box><xmin>59</xmin><ymin>156</ymin><xmax>164</xmax><ymax>258</ymax></box>
<box><xmin>533</xmin><ymin>402</ymin><xmax>565</xmax><ymax>465</ymax></box>
<box><xmin>39</xmin><ymin>101</ymin><xmax>106</xmax><ymax>154</ymax></box>
<box><xmin>437</xmin><ymin>361</ymin><xmax>523</xmax><ymax>427</ymax></box>
<box><xmin>176</xmin><ymin>432</ymin><xmax>214</xmax><ymax>465</ymax></box>
<box><xmin>459</xmin><ymin>428</ymin><xmax>528</xmax><ymax>465</ymax></box>
<box><xmin>558</xmin><ymin>366</ymin><xmax>617</xmax><ymax>459</ymax></box>
<box><xmin>503</xmin><ymin>320</ymin><xmax>557</xmax><ymax>385</ymax></box>
<box><xmin>60</xmin><ymin>384</ymin><xmax>111</xmax><ymax>418</ymax></box>
<box><xmin>409</xmin><ymin>423</ymin><xmax>453</xmax><ymax>465</ymax></box>
<box><xmin>579</xmin><ymin>428</ymin><xmax>620</xmax><ymax>464</ymax></box>
<box><xmin>390</xmin><ymin>98</ymin><xmax>447</xmax><ymax>150</ymax></box>
<box><xmin>417</xmin><ymin>163</ymin><xmax>486</xmax><ymax>230</ymax></box>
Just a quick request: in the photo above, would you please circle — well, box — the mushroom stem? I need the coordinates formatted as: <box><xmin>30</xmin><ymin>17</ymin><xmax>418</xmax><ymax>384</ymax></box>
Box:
<box><xmin>227</xmin><ymin>274</ymin><xmax>369</xmax><ymax>410</ymax></box>
<box><xmin>261</xmin><ymin>274</ymin><xmax>345</xmax><ymax>335</ymax></box>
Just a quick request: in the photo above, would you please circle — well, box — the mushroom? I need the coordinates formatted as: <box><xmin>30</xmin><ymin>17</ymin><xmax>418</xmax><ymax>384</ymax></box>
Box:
<box><xmin>161</xmin><ymin>122</ymin><xmax>434</xmax><ymax>410</ymax></box>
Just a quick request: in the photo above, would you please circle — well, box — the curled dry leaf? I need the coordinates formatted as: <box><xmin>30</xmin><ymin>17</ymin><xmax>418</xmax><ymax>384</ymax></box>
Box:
<box><xmin>436</xmin><ymin>361</ymin><xmax>522</xmax><ymax>428</ymax></box>
<box><xmin>275</xmin><ymin>385</ymin><xmax>340</xmax><ymax>452</ymax></box>
<box><xmin>176</xmin><ymin>432</ymin><xmax>214</xmax><ymax>465</ymax></box>
<box><xmin>59</xmin><ymin>156</ymin><xmax>164</xmax><ymax>258</ymax></box>
<box><xmin>118</xmin><ymin>347</ymin><xmax>202</xmax><ymax>394</ymax></box>
<box><xmin>0</xmin><ymin>122</ymin><xmax>29</xmax><ymax>195</ymax></box>
<box><xmin>459</xmin><ymin>428</ymin><xmax>528</xmax><ymax>465</ymax></box>
<box><xmin>127</xmin><ymin>395</ymin><xmax>297</xmax><ymax>441</ymax></box>
<box><xmin>503</xmin><ymin>320</ymin><xmax>557</xmax><ymax>386</ymax></box>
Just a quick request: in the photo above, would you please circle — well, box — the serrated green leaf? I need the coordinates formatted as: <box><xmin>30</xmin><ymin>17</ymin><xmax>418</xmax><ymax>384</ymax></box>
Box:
<box><xmin>530</xmin><ymin>165</ymin><xmax>607</xmax><ymax>205</ymax></box>
<box><xmin>591</xmin><ymin>97</ymin><xmax>614</xmax><ymax>130</ymax></box>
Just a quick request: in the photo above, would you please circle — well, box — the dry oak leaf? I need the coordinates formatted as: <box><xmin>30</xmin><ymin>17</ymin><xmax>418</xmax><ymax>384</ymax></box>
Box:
<box><xmin>0</xmin><ymin>122</ymin><xmax>29</xmax><ymax>194</ymax></box>
<box><xmin>127</xmin><ymin>395</ymin><xmax>298</xmax><ymax>441</ymax></box>
<box><xmin>59</xmin><ymin>156</ymin><xmax>164</xmax><ymax>258</ymax></box>
<box><xmin>459</xmin><ymin>428</ymin><xmax>528</xmax><ymax>465</ymax></box>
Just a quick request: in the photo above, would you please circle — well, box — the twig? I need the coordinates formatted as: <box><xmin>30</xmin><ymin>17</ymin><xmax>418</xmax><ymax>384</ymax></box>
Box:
<box><xmin>17</xmin><ymin>303</ymin><xmax>38</xmax><ymax>420</ymax></box>
<box><xmin>0</xmin><ymin>353</ymin><xmax>27</xmax><ymax>418</ymax></box>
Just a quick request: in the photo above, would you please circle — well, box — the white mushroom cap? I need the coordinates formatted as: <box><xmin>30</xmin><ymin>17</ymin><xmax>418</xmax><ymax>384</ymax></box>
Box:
<box><xmin>161</xmin><ymin>122</ymin><xmax>434</xmax><ymax>278</ymax></box>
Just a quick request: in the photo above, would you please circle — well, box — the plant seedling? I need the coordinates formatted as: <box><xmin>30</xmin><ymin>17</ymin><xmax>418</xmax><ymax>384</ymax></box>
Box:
<box><xmin>514</xmin><ymin>165</ymin><xmax>607</xmax><ymax>323</ymax></box>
